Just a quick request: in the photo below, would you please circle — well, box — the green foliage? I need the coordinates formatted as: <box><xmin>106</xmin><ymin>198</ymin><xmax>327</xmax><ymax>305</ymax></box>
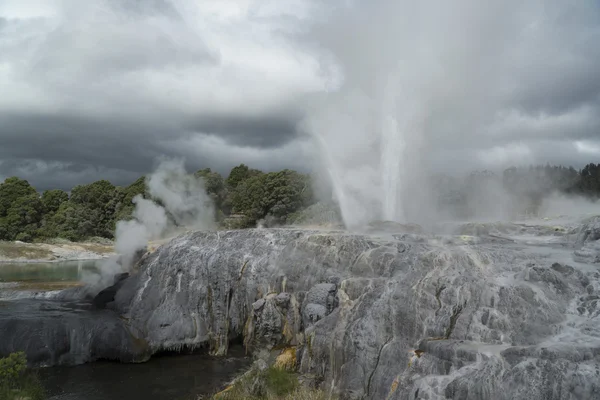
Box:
<box><xmin>196</xmin><ymin>168</ymin><xmax>225</xmax><ymax>196</ymax></box>
<box><xmin>0</xmin><ymin>352</ymin><xmax>26</xmax><ymax>386</ymax></box>
<box><xmin>231</xmin><ymin>170</ymin><xmax>314</xmax><ymax>226</ymax></box>
<box><xmin>70</xmin><ymin>180</ymin><xmax>123</xmax><ymax>237</ymax></box>
<box><xmin>196</xmin><ymin>168</ymin><xmax>228</xmax><ymax>217</ymax></box>
<box><xmin>263</xmin><ymin>367</ymin><xmax>298</xmax><ymax>397</ymax></box>
<box><xmin>2</xmin><ymin>194</ymin><xmax>44</xmax><ymax>241</ymax></box>
<box><xmin>2</xmin><ymin>161</ymin><xmax>598</xmax><ymax>243</ymax></box>
<box><xmin>212</xmin><ymin>366</ymin><xmax>330</xmax><ymax>400</ymax></box>
<box><xmin>114</xmin><ymin>176</ymin><xmax>148</xmax><ymax>222</ymax></box>
<box><xmin>0</xmin><ymin>178</ymin><xmax>37</xmax><ymax>218</ymax></box>
<box><xmin>575</xmin><ymin>163</ymin><xmax>600</xmax><ymax>198</ymax></box>
<box><xmin>0</xmin><ymin>352</ymin><xmax>45</xmax><ymax>400</ymax></box>
<box><xmin>226</xmin><ymin>164</ymin><xmax>263</xmax><ymax>189</ymax></box>
<box><xmin>41</xmin><ymin>189</ymin><xmax>69</xmax><ymax>215</ymax></box>
<box><xmin>42</xmin><ymin>202</ymin><xmax>91</xmax><ymax>241</ymax></box>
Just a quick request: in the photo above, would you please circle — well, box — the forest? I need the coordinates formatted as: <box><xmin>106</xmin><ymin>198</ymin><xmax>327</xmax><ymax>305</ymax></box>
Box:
<box><xmin>0</xmin><ymin>162</ymin><xmax>599</xmax><ymax>243</ymax></box>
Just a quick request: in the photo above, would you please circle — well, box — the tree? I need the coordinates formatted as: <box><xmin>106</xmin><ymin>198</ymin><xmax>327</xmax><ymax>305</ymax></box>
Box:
<box><xmin>226</xmin><ymin>164</ymin><xmax>263</xmax><ymax>189</ymax></box>
<box><xmin>41</xmin><ymin>189</ymin><xmax>69</xmax><ymax>214</ymax></box>
<box><xmin>43</xmin><ymin>202</ymin><xmax>92</xmax><ymax>241</ymax></box>
<box><xmin>0</xmin><ymin>352</ymin><xmax>45</xmax><ymax>399</ymax></box>
<box><xmin>3</xmin><ymin>194</ymin><xmax>45</xmax><ymax>241</ymax></box>
<box><xmin>114</xmin><ymin>176</ymin><xmax>148</xmax><ymax>222</ymax></box>
<box><xmin>70</xmin><ymin>180</ymin><xmax>122</xmax><ymax>238</ymax></box>
<box><xmin>0</xmin><ymin>177</ymin><xmax>37</xmax><ymax>218</ymax></box>
<box><xmin>231</xmin><ymin>170</ymin><xmax>314</xmax><ymax>226</ymax></box>
<box><xmin>195</xmin><ymin>168</ymin><xmax>227</xmax><ymax>217</ymax></box>
<box><xmin>574</xmin><ymin>163</ymin><xmax>600</xmax><ymax>198</ymax></box>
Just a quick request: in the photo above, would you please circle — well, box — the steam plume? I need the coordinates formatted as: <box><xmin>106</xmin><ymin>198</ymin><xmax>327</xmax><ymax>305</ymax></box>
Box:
<box><xmin>302</xmin><ymin>0</ymin><xmax>598</xmax><ymax>228</ymax></box>
<box><xmin>83</xmin><ymin>159</ymin><xmax>214</xmax><ymax>289</ymax></box>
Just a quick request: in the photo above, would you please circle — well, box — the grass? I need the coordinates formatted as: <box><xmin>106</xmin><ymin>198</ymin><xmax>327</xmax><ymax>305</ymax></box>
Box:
<box><xmin>17</xmin><ymin>281</ymin><xmax>83</xmax><ymax>291</ymax></box>
<box><xmin>0</xmin><ymin>242</ymin><xmax>53</xmax><ymax>260</ymax></box>
<box><xmin>0</xmin><ymin>374</ymin><xmax>46</xmax><ymax>400</ymax></box>
<box><xmin>76</xmin><ymin>243</ymin><xmax>114</xmax><ymax>255</ymax></box>
<box><xmin>0</xmin><ymin>239</ymin><xmax>114</xmax><ymax>262</ymax></box>
<box><xmin>0</xmin><ymin>352</ymin><xmax>45</xmax><ymax>400</ymax></box>
<box><xmin>211</xmin><ymin>366</ymin><xmax>331</xmax><ymax>400</ymax></box>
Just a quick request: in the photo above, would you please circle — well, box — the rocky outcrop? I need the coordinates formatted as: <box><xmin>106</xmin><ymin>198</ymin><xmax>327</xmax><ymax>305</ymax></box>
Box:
<box><xmin>108</xmin><ymin>224</ymin><xmax>600</xmax><ymax>400</ymax></box>
<box><xmin>3</xmin><ymin>220</ymin><xmax>597</xmax><ymax>396</ymax></box>
<box><xmin>0</xmin><ymin>299</ymin><xmax>150</xmax><ymax>366</ymax></box>
<box><xmin>573</xmin><ymin>216</ymin><xmax>600</xmax><ymax>263</ymax></box>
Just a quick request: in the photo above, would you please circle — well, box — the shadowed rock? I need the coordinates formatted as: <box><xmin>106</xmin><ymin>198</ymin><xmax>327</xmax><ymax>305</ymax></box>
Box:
<box><xmin>92</xmin><ymin>272</ymin><xmax>130</xmax><ymax>309</ymax></box>
<box><xmin>0</xmin><ymin>299</ymin><xmax>150</xmax><ymax>366</ymax></box>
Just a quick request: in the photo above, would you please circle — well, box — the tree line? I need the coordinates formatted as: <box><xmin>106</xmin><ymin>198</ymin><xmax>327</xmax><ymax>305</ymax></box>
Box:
<box><xmin>435</xmin><ymin>163</ymin><xmax>600</xmax><ymax>219</ymax></box>
<box><xmin>0</xmin><ymin>164</ymin><xmax>315</xmax><ymax>242</ymax></box>
<box><xmin>0</xmin><ymin>162</ymin><xmax>599</xmax><ymax>242</ymax></box>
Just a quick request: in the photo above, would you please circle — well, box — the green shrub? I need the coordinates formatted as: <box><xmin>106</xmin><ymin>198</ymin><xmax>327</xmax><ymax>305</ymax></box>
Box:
<box><xmin>0</xmin><ymin>352</ymin><xmax>45</xmax><ymax>400</ymax></box>
<box><xmin>212</xmin><ymin>366</ymin><xmax>331</xmax><ymax>400</ymax></box>
<box><xmin>0</xmin><ymin>352</ymin><xmax>26</xmax><ymax>387</ymax></box>
<box><xmin>263</xmin><ymin>368</ymin><xmax>297</xmax><ymax>397</ymax></box>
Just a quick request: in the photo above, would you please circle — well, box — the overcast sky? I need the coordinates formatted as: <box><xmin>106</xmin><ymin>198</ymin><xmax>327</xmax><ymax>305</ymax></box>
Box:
<box><xmin>1</xmin><ymin>0</ymin><xmax>599</xmax><ymax>191</ymax></box>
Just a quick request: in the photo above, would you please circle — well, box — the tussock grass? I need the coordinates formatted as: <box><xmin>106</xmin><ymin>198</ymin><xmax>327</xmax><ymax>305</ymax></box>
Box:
<box><xmin>211</xmin><ymin>366</ymin><xmax>332</xmax><ymax>400</ymax></box>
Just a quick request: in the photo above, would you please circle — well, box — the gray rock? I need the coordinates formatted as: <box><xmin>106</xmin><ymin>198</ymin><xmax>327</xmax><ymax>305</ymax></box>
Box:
<box><xmin>0</xmin><ymin>299</ymin><xmax>150</xmax><ymax>367</ymax></box>
<box><xmin>275</xmin><ymin>292</ymin><xmax>291</xmax><ymax>307</ymax></box>
<box><xmin>301</xmin><ymin>283</ymin><xmax>338</xmax><ymax>328</ymax></box>
<box><xmin>303</xmin><ymin>303</ymin><xmax>327</xmax><ymax>325</ymax></box>
<box><xmin>104</xmin><ymin>225</ymin><xmax>600</xmax><ymax>399</ymax></box>
<box><xmin>252</xmin><ymin>299</ymin><xmax>266</xmax><ymax>312</ymax></box>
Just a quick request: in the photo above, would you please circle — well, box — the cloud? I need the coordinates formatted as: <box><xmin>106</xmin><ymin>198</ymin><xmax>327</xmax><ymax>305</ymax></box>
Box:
<box><xmin>299</xmin><ymin>0</ymin><xmax>600</xmax><ymax>225</ymax></box>
<box><xmin>575</xmin><ymin>141</ymin><xmax>600</xmax><ymax>156</ymax></box>
<box><xmin>0</xmin><ymin>0</ymin><xmax>599</xmax><ymax>195</ymax></box>
<box><xmin>0</xmin><ymin>0</ymin><xmax>332</xmax><ymax>189</ymax></box>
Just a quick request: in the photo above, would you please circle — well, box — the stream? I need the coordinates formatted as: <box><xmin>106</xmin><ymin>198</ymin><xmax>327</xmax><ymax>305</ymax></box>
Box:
<box><xmin>0</xmin><ymin>260</ymin><xmax>250</xmax><ymax>399</ymax></box>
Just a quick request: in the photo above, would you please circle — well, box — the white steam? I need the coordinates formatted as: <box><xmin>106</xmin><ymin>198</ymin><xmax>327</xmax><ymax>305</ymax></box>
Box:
<box><xmin>146</xmin><ymin>159</ymin><xmax>215</xmax><ymax>230</ymax></box>
<box><xmin>302</xmin><ymin>0</ymin><xmax>597</xmax><ymax>228</ymax></box>
<box><xmin>83</xmin><ymin>159</ymin><xmax>215</xmax><ymax>290</ymax></box>
<box><xmin>113</xmin><ymin>196</ymin><xmax>168</xmax><ymax>268</ymax></box>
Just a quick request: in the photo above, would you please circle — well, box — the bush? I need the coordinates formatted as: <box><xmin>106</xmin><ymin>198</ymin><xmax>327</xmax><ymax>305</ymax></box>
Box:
<box><xmin>0</xmin><ymin>352</ymin><xmax>26</xmax><ymax>387</ymax></box>
<box><xmin>262</xmin><ymin>367</ymin><xmax>297</xmax><ymax>397</ymax></box>
<box><xmin>0</xmin><ymin>352</ymin><xmax>45</xmax><ymax>400</ymax></box>
<box><xmin>211</xmin><ymin>365</ymin><xmax>331</xmax><ymax>400</ymax></box>
<box><xmin>14</xmin><ymin>232</ymin><xmax>33</xmax><ymax>243</ymax></box>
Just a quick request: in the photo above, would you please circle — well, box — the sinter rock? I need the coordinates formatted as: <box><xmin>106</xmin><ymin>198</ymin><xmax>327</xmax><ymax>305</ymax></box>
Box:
<box><xmin>105</xmin><ymin>225</ymin><xmax>600</xmax><ymax>400</ymax></box>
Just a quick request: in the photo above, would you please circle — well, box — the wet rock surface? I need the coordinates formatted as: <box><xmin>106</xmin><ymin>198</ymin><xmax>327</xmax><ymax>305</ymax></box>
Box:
<box><xmin>0</xmin><ymin>299</ymin><xmax>150</xmax><ymax>366</ymax></box>
<box><xmin>107</xmin><ymin>222</ymin><xmax>600</xmax><ymax>400</ymax></box>
<box><xmin>2</xmin><ymin>218</ymin><xmax>600</xmax><ymax>399</ymax></box>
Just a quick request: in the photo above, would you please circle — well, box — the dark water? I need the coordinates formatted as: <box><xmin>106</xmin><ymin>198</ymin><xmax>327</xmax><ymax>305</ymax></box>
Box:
<box><xmin>37</xmin><ymin>348</ymin><xmax>250</xmax><ymax>400</ymax></box>
<box><xmin>0</xmin><ymin>261</ymin><xmax>250</xmax><ymax>399</ymax></box>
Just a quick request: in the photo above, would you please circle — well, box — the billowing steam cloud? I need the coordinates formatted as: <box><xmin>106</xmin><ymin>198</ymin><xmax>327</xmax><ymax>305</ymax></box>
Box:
<box><xmin>83</xmin><ymin>159</ymin><xmax>214</xmax><ymax>289</ymax></box>
<box><xmin>145</xmin><ymin>159</ymin><xmax>216</xmax><ymax>230</ymax></box>
<box><xmin>113</xmin><ymin>197</ymin><xmax>168</xmax><ymax>269</ymax></box>
<box><xmin>302</xmin><ymin>0</ymin><xmax>600</xmax><ymax>228</ymax></box>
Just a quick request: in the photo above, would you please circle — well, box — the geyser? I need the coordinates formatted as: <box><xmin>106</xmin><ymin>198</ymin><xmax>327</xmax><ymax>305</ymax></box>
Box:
<box><xmin>306</xmin><ymin>81</ymin><xmax>414</xmax><ymax>229</ymax></box>
<box><xmin>303</xmin><ymin>0</ymin><xmax>596</xmax><ymax>229</ymax></box>
<box><xmin>380</xmin><ymin>81</ymin><xmax>405</xmax><ymax>223</ymax></box>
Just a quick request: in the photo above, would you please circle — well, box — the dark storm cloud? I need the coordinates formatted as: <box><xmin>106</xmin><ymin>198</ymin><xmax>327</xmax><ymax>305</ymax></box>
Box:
<box><xmin>185</xmin><ymin>114</ymin><xmax>300</xmax><ymax>148</ymax></box>
<box><xmin>1</xmin><ymin>0</ymin><xmax>600</xmax><ymax>193</ymax></box>
<box><xmin>0</xmin><ymin>0</ymin><xmax>327</xmax><ymax>189</ymax></box>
